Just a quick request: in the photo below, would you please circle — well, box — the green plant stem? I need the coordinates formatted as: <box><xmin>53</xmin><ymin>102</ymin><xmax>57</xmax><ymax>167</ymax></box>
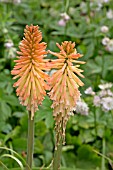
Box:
<box><xmin>87</xmin><ymin>1</ymin><xmax>91</xmax><ymax>19</ymax></box>
<box><xmin>63</xmin><ymin>0</ymin><xmax>69</xmax><ymax>39</ymax></box>
<box><xmin>26</xmin><ymin>111</ymin><xmax>34</xmax><ymax>170</ymax></box>
<box><xmin>53</xmin><ymin>139</ymin><xmax>62</xmax><ymax>170</ymax></box>
<box><xmin>94</xmin><ymin>108</ymin><xmax>97</xmax><ymax>137</ymax></box>
<box><xmin>64</xmin><ymin>0</ymin><xmax>69</xmax><ymax>13</ymax></box>
<box><xmin>101</xmin><ymin>138</ymin><xmax>106</xmax><ymax>170</ymax></box>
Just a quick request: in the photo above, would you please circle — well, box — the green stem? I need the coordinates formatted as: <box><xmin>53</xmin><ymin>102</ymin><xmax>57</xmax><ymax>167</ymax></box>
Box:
<box><xmin>94</xmin><ymin>108</ymin><xmax>97</xmax><ymax>137</ymax></box>
<box><xmin>53</xmin><ymin>139</ymin><xmax>62</xmax><ymax>170</ymax></box>
<box><xmin>87</xmin><ymin>1</ymin><xmax>91</xmax><ymax>19</ymax></box>
<box><xmin>64</xmin><ymin>0</ymin><xmax>69</xmax><ymax>13</ymax></box>
<box><xmin>101</xmin><ymin>138</ymin><xmax>106</xmax><ymax>170</ymax></box>
<box><xmin>63</xmin><ymin>0</ymin><xmax>69</xmax><ymax>39</ymax></box>
<box><xmin>26</xmin><ymin>111</ymin><xmax>34</xmax><ymax>170</ymax></box>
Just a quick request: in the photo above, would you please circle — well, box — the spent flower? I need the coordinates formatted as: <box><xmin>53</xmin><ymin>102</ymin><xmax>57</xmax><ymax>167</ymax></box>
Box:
<box><xmin>11</xmin><ymin>25</ymin><xmax>49</xmax><ymax>119</ymax></box>
<box><xmin>48</xmin><ymin>41</ymin><xmax>85</xmax><ymax>145</ymax></box>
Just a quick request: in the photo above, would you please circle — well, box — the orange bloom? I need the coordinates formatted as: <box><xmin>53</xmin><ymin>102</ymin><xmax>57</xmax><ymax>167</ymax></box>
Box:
<box><xmin>48</xmin><ymin>41</ymin><xmax>85</xmax><ymax>145</ymax></box>
<box><xmin>11</xmin><ymin>25</ymin><xmax>49</xmax><ymax>119</ymax></box>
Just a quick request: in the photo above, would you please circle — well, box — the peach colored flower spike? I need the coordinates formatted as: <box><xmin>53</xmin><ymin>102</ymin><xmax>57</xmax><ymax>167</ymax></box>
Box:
<box><xmin>48</xmin><ymin>41</ymin><xmax>85</xmax><ymax>146</ymax></box>
<box><xmin>11</xmin><ymin>25</ymin><xmax>49</xmax><ymax>119</ymax></box>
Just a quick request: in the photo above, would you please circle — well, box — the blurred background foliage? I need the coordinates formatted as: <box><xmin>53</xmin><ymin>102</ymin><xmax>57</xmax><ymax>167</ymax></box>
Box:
<box><xmin>0</xmin><ymin>0</ymin><xmax>113</xmax><ymax>169</ymax></box>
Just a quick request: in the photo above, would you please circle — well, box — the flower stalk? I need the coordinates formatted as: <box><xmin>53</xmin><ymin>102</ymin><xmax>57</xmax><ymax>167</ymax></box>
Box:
<box><xmin>26</xmin><ymin>111</ymin><xmax>34</xmax><ymax>169</ymax></box>
<box><xmin>48</xmin><ymin>41</ymin><xmax>85</xmax><ymax>169</ymax></box>
<box><xmin>53</xmin><ymin>139</ymin><xmax>62</xmax><ymax>170</ymax></box>
<box><xmin>11</xmin><ymin>25</ymin><xmax>49</xmax><ymax>169</ymax></box>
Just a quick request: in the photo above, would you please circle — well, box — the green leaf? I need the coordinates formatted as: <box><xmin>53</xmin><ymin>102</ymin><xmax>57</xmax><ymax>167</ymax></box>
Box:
<box><xmin>34</xmin><ymin>139</ymin><xmax>44</xmax><ymax>154</ymax></box>
<box><xmin>45</xmin><ymin>112</ymin><xmax>54</xmax><ymax>128</ymax></box>
<box><xmin>13</xmin><ymin>112</ymin><xmax>25</xmax><ymax>118</ymax></box>
<box><xmin>4</xmin><ymin>126</ymin><xmax>20</xmax><ymax>143</ymax></box>
<box><xmin>79</xmin><ymin>130</ymin><xmax>95</xmax><ymax>143</ymax></box>
<box><xmin>12</xmin><ymin>138</ymin><xmax>27</xmax><ymax>152</ymax></box>
<box><xmin>0</xmin><ymin>154</ymin><xmax>24</xmax><ymax>170</ymax></box>
<box><xmin>35</xmin><ymin>121</ymin><xmax>47</xmax><ymax>137</ymax></box>
<box><xmin>84</xmin><ymin>43</ymin><xmax>95</xmax><ymax>60</ymax></box>
<box><xmin>43</xmin><ymin>133</ymin><xmax>53</xmax><ymax>151</ymax></box>
<box><xmin>2</xmin><ymin>95</ymin><xmax>20</xmax><ymax>106</ymax></box>
<box><xmin>97</xmin><ymin>125</ymin><xmax>105</xmax><ymax>138</ymax></box>
<box><xmin>35</xmin><ymin>96</ymin><xmax>53</xmax><ymax>128</ymax></box>
<box><xmin>6</xmin><ymin>83</ymin><xmax>13</xmax><ymax>95</ymax></box>
<box><xmin>62</xmin><ymin>152</ymin><xmax>76</xmax><ymax>168</ymax></box>
<box><xmin>86</xmin><ymin>60</ymin><xmax>102</xmax><ymax>75</ymax></box>
<box><xmin>44</xmin><ymin>150</ymin><xmax>53</xmax><ymax>165</ymax></box>
<box><xmin>20</xmin><ymin>114</ymin><xmax>28</xmax><ymax>131</ymax></box>
<box><xmin>77</xmin><ymin>144</ymin><xmax>101</xmax><ymax>169</ymax></box>
<box><xmin>2</xmin><ymin>124</ymin><xmax>12</xmax><ymax>134</ymax></box>
<box><xmin>0</xmin><ymin>102</ymin><xmax>11</xmax><ymax>121</ymax></box>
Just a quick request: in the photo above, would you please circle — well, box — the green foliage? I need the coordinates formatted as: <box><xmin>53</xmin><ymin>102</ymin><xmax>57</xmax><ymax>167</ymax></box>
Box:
<box><xmin>0</xmin><ymin>0</ymin><xmax>113</xmax><ymax>169</ymax></box>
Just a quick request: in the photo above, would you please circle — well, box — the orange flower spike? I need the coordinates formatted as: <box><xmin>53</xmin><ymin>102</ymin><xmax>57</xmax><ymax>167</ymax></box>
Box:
<box><xmin>11</xmin><ymin>25</ymin><xmax>49</xmax><ymax>119</ymax></box>
<box><xmin>48</xmin><ymin>41</ymin><xmax>85</xmax><ymax>146</ymax></box>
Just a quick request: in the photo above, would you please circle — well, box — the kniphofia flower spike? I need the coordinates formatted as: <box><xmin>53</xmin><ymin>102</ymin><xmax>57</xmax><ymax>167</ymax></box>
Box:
<box><xmin>48</xmin><ymin>41</ymin><xmax>85</xmax><ymax>146</ymax></box>
<box><xmin>11</xmin><ymin>25</ymin><xmax>49</xmax><ymax>119</ymax></box>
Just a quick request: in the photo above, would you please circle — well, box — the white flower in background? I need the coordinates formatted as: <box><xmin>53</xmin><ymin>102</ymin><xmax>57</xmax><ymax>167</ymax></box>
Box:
<box><xmin>13</xmin><ymin>0</ymin><xmax>21</xmax><ymax>4</ymax></box>
<box><xmin>100</xmin><ymin>26</ymin><xmax>109</xmax><ymax>33</ymax></box>
<box><xmin>101</xmin><ymin>37</ymin><xmax>110</xmax><ymax>46</ymax></box>
<box><xmin>93</xmin><ymin>95</ymin><xmax>101</xmax><ymax>107</ymax></box>
<box><xmin>58</xmin><ymin>19</ymin><xmax>66</xmax><ymax>26</ymax></box>
<box><xmin>1</xmin><ymin>0</ymin><xmax>21</xmax><ymax>3</ymax></box>
<box><xmin>106</xmin><ymin>9</ymin><xmax>113</xmax><ymax>19</ymax></box>
<box><xmin>90</xmin><ymin>1</ymin><xmax>102</xmax><ymax>11</ymax></box>
<box><xmin>106</xmin><ymin>39</ymin><xmax>113</xmax><ymax>52</ymax></box>
<box><xmin>74</xmin><ymin>100</ymin><xmax>89</xmax><ymax>116</ymax></box>
<box><xmin>98</xmin><ymin>89</ymin><xmax>113</xmax><ymax>98</ymax></box>
<box><xmin>107</xmin><ymin>89</ymin><xmax>113</xmax><ymax>96</ymax></box>
<box><xmin>99</xmin><ymin>90</ymin><xmax>107</xmax><ymax>97</ymax></box>
<box><xmin>97</xmin><ymin>0</ymin><xmax>110</xmax><ymax>3</ymax></box>
<box><xmin>84</xmin><ymin>82</ymin><xmax>113</xmax><ymax>112</ymax></box>
<box><xmin>4</xmin><ymin>40</ymin><xmax>16</xmax><ymax>58</ymax></box>
<box><xmin>4</xmin><ymin>40</ymin><xmax>14</xmax><ymax>48</ymax></box>
<box><xmin>99</xmin><ymin>83</ymin><xmax>113</xmax><ymax>90</ymax></box>
<box><xmin>96</xmin><ymin>3</ymin><xmax>102</xmax><ymax>11</ymax></box>
<box><xmin>8</xmin><ymin>47</ymin><xmax>16</xmax><ymax>58</ymax></box>
<box><xmin>101</xmin><ymin>97</ymin><xmax>113</xmax><ymax>112</ymax></box>
<box><xmin>80</xmin><ymin>2</ymin><xmax>87</xmax><ymax>14</ymax></box>
<box><xmin>60</xmin><ymin>12</ymin><xmax>70</xmax><ymax>21</ymax></box>
<box><xmin>103</xmin><ymin>0</ymin><xmax>110</xmax><ymax>3</ymax></box>
<box><xmin>93</xmin><ymin>82</ymin><xmax>113</xmax><ymax>111</ymax></box>
<box><xmin>85</xmin><ymin>87</ymin><xmax>95</xmax><ymax>95</ymax></box>
<box><xmin>58</xmin><ymin>12</ymin><xmax>70</xmax><ymax>27</ymax></box>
